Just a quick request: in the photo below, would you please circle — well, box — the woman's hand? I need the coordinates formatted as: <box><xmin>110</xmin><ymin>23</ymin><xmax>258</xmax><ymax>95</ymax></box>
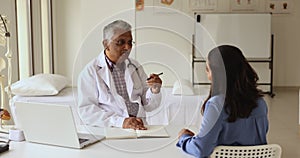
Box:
<box><xmin>178</xmin><ymin>128</ymin><xmax>195</xmax><ymax>139</ymax></box>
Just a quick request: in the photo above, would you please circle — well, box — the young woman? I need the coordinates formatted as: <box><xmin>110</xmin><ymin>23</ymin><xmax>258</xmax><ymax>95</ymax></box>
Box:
<box><xmin>176</xmin><ymin>45</ymin><xmax>269</xmax><ymax>158</ymax></box>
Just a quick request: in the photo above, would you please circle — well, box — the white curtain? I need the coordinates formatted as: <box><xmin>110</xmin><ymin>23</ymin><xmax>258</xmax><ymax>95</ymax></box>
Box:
<box><xmin>16</xmin><ymin>0</ymin><xmax>53</xmax><ymax>79</ymax></box>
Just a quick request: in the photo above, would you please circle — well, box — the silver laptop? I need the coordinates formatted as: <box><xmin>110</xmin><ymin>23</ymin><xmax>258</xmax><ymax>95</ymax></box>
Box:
<box><xmin>14</xmin><ymin>102</ymin><xmax>104</xmax><ymax>149</ymax></box>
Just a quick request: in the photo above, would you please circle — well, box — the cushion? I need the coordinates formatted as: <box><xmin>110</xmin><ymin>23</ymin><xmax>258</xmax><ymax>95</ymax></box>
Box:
<box><xmin>172</xmin><ymin>79</ymin><xmax>194</xmax><ymax>95</ymax></box>
<box><xmin>11</xmin><ymin>74</ymin><xmax>69</xmax><ymax>96</ymax></box>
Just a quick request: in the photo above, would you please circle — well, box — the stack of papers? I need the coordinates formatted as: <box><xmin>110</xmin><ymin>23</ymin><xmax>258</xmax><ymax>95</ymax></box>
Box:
<box><xmin>105</xmin><ymin>125</ymin><xmax>169</xmax><ymax>139</ymax></box>
<box><xmin>0</xmin><ymin>130</ymin><xmax>9</xmax><ymax>140</ymax></box>
<box><xmin>0</xmin><ymin>131</ymin><xmax>9</xmax><ymax>153</ymax></box>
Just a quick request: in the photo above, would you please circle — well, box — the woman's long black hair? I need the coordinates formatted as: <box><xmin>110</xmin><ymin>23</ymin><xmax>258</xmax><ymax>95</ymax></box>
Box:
<box><xmin>201</xmin><ymin>45</ymin><xmax>263</xmax><ymax>122</ymax></box>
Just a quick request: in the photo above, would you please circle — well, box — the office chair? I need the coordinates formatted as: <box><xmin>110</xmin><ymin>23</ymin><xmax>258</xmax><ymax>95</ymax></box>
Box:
<box><xmin>210</xmin><ymin>144</ymin><xmax>282</xmax><ymax>158</ymax></box>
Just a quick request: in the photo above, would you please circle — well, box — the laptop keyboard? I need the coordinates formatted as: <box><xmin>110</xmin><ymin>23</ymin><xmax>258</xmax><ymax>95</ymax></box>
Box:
<box><xmin>79</xmin><ymin>138</ymin><xmax>89</xmax><ymax>144</ymax></box>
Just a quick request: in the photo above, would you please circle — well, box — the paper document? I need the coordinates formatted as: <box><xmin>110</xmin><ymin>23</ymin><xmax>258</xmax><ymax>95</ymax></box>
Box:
<box><xmin>105</xmin><ymin>125</ymin><xmax>169</xmax><ymax>139</ymax></box>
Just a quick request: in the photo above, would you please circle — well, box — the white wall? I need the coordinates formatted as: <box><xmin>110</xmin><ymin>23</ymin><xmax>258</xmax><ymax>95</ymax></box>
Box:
<box><xmin>52</xmin><ymin>0</ymin><xmax>82</xmax><ymax>85</ymax></box>
<box><xmin>52</xmin><ymin>0</ymin><xmax>300</xmax><ymax>87</ymax></box>
<box><xmin>272</xmin><ymin>0</ymin><xmax>300</xmax><ymax>87</ymax></box>
<box><xmin>52</xmin><ymin>0</ymin><xmax>134</xmax><ymax>86</ymax></box>
<box><xmin>136</xmin><ymin>4</ymin><xmax>194</xmax><ymax>87</ymax></box>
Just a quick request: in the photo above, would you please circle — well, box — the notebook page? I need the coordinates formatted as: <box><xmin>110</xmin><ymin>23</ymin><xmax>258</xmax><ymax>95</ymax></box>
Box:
<box><xmin>105</xmin><ymin>127</ymin><xmax>137</xmax><ymax>139</ymax></box>
<box><xmin>136</xmin><ymin>125</ymin><xmax>169</xmax><ymax>138</ymax></box>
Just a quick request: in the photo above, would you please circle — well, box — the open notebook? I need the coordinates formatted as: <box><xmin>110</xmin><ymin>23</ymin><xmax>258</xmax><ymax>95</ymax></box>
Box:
<box><xmin>105</xmin><ymin>125</ymin><xmax>169</xmax><ymax>139</ymax></box>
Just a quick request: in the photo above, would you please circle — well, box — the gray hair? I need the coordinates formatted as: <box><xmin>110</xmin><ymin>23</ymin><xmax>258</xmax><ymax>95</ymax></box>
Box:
<box><xmin>103</xmin><ymin>20</ymin><xmax>132</xmax><ymax>42</ymax></box>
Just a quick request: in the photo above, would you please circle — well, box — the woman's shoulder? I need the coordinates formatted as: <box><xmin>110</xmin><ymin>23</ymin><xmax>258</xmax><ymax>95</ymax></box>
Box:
<box><xmin>209</xmin><ymin>95</ymin><xmax>225</xmax><ymax>104</ymax></box>
<box><xmin>251</xmin><ymin>97</ymin><xmax>268</xmax><ymax>116</ymax></box>
<box><xmin>207</xmin><ymin>95</ymin><xmax>225</xmax><ymax>112</ymax></box>
<box><xmin>256</xmin><ymin>97</ymin><xmax>268</xmax><ymax>109</ymax></box>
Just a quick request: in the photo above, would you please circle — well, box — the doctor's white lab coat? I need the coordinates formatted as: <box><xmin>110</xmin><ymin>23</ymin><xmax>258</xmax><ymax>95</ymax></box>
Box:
<box><xmin>77</xmin><ymin>51</ymin><xmax>162</xmax><ymax>127</ymax></box>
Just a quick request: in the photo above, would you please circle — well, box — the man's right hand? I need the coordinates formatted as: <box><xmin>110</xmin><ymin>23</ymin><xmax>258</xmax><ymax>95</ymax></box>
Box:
<box><xmin>122</xmin><ymin>117</ymin><xmax>147</xmax><ymax>130</ymax></box>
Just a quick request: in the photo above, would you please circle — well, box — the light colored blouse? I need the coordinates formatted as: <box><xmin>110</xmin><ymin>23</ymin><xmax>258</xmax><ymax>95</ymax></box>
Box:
<box><xmin>176</xmin><ymin>95</ymin><xmax>269</xmax><ymax>158</ymax></box>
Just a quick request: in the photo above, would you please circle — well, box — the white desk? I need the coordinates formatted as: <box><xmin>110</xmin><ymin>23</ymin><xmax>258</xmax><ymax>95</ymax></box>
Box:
<box><xmin>10</xmin><ymin>87</ymin><xmax>208</xmax><ymax>127</ymax></box>
<box><xmin>1</xmin><ymin>125</ymin><xmax>198</xmax><ymax>158</ymax></box>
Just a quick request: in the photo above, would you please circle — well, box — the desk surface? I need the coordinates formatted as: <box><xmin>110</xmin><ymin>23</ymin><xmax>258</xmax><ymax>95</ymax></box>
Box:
<box><xmin>1</xmin><ymin>125</ymin><xmax>198</xmax><ymax>158</ymax></box>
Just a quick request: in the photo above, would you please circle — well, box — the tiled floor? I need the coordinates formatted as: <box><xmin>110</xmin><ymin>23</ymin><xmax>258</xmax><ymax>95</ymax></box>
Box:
<box><xmin>265</xmin><ymin>87</ymin><xmax>300</xmax><ymax>158</ymax></box>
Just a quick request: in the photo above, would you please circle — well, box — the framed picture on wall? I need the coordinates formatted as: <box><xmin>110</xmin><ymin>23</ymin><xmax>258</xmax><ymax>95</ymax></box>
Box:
<box><xmin>136</xmin><ymin>0</ymin><xmax>144</xmax><ymax>11</ymax></box>
<box><xmin>153</xmin><ymin>0</ymin><xmax>182</xmax><ymax>13</ymax></box>
<box><xmin>230</xmin><ymin>0</ymin><xmax>258</xmax><ymax>11</ymax></box>
<box><xmin>266</xmin><ymin>0</ymin><xmax>292</xmax><ymax>14</ymax></box>
<box><xmin>189</xmin><ymin>0</ymin><xmax>217</xmax><ymax>11</ymax></box>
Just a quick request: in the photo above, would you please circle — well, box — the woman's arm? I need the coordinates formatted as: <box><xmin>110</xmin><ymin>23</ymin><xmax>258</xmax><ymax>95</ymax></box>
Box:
<box><xmin>176</xmin><ymin>97</ymin><xmax>224</xmax><ymax>157</ymax></box>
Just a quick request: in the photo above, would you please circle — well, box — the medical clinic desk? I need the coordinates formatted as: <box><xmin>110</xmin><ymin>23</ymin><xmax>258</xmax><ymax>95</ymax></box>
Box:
<box><xmin>1</xmin><ymin>125</ymin><xmax>198</xmax><ymax>158</ymax></box>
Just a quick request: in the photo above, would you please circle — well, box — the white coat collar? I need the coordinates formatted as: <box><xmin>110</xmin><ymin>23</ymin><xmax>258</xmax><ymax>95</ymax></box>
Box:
<box><xmin>96</xmin><ymin>50</ymin><xmax>113</xmax><ymax>89</ymax></box>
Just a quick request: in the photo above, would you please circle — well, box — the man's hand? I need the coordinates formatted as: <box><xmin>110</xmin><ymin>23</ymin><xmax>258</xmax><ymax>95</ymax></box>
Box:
<box><xmin>178</xmin><ymin>128</ymin><xmax>195</xmax><ymax>139</ymax></box>
<box><xmin>146</xmin><ymin>73</ymin><xmax>162</xmax><ymax>94</ymax></box>
<box><xmin>0</xmin><ymin>109</ymin><xmax>11</xmax><ymax>120</ymax></box>
<box><xmin>122</xmin><ymin>117</ymin><xmax>147</xmax><ymax>130</ymax></box>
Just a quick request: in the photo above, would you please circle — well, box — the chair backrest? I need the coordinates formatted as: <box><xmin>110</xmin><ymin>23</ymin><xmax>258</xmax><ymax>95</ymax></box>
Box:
<box><xmin>210</xmin><ymin>144</ymin><xmax>282</xmax><ymax>158</ymax></box>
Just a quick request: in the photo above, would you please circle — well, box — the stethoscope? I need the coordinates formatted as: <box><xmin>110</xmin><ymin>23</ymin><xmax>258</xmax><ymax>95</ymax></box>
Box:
<box><xmin>127</xmin><ymin>58</ymin><xmax>143</xmax><ymax>89</ymax></box>
<box><xmin>127</xmin><ymin>58</ymin><xmax>138</xmax><ymax>71</ymax></box>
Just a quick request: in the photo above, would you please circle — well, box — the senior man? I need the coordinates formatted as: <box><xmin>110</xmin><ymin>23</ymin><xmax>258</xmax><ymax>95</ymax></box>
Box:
<box><xmin>78</xmin><ymin>20</ymin><xmax>162</xmax><ymax>130</ymax></box>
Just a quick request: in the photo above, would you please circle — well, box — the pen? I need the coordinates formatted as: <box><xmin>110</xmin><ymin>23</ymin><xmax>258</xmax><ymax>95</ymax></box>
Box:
<box><xmin>147</xmin><ymin>72</ymin><xmax>163</xmax><ymax>80</ymax></box>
